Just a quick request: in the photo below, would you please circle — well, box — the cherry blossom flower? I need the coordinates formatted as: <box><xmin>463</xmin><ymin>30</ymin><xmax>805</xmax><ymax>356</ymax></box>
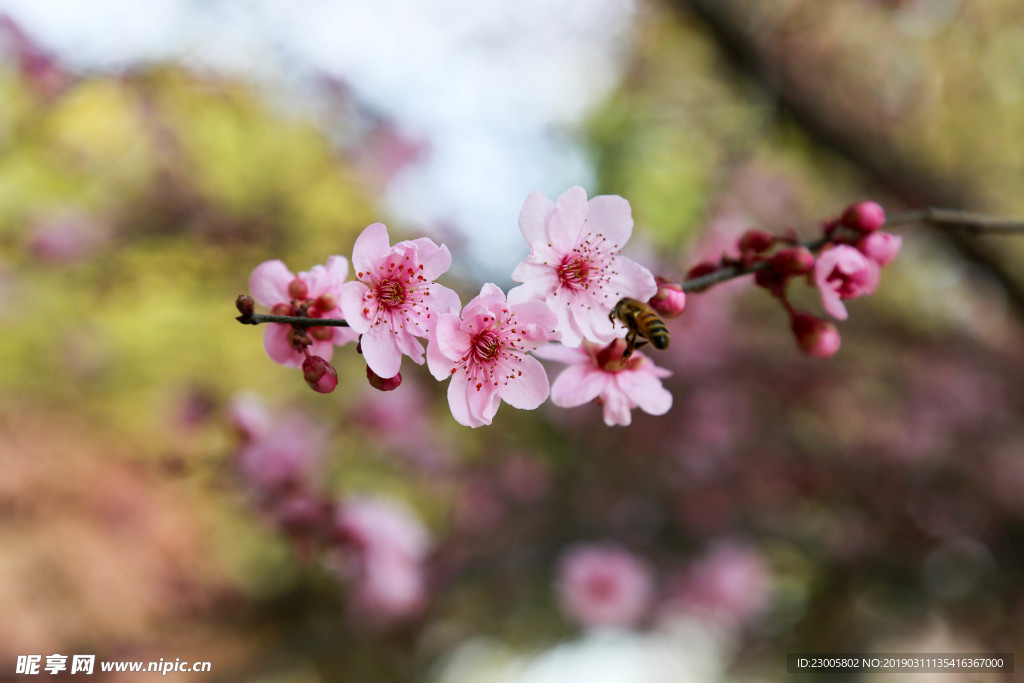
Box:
<box><xmin>791</xmin><ymin>313</ymin><xmax>841</xmax><ymax>358</ymax></box>
<box><xmin>334</xmin><ymin>496</ymin><xmax>431</xmax><ymax>625</ymax></box>
<box><xmin>857</xmin><ymin>231</ymin><xmax>902</xmax><ymax>267</ymax></box>
<box><xmin>427</xmin><ymin>283</ymin><xmax>558</xmax><ymax>428</ymax></box>
<box><xmin>340</xmin><ymin>223</ymin><xmax>461</xmax><ymax>379</ymax></box>
<box><xmin>661</xmin><ymin>542</ymin><xmax>771</xmax><ymax>627</ymax></box>
<box><xmin>249</xmin><ymin>256</ymin><xmax>358</xmax><ymax>367</ymax></box>
<box><xmin>557</xmin><ymin>543</ymin><xmax>654</xmax><ymax>628</ymax></box>
<box><xmin>509</xmin><ymin>186</ymin><xmax>657</xmax><ymax>347</ymax></box>
<box><xmin>536</xmin><ymin>338</ymin><xmax>672</xmax><ymax>427</ymax></box>
<box><xmin>813</xmin><ymin>245</ymin><xmax>880</xmax><ymax>321</ymax></box>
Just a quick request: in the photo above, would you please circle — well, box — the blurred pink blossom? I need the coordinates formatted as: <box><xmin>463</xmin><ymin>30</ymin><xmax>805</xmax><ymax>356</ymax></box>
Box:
<box><xmin>340</xmin><ymin>223</ymin><xmax>460</xmax><ymax>378</ymax></box>
<box><xmin>814</xmin><ymin>245</ymin><xmax>880</xmax><ymax>320</ymax></box>
<box><xmin>28</xmin><ymin>212</ymin><xmax>109</xmax><ymax>264</ymax></box>
<box><xmin>334</xmin><ymin>496</ymin><xmax>431</xmax><ymax>625</ymax></box>
<box><xmin>857</xmin><ymin>231</ymin><xmax>902</xmax><ymax>266</ymax></box>
<box><xmin>536</xmin><ymin>339</ymin><xmax>672</xmax><ymax>427</ymax></box>
<box><xmin>509</xmin><ymin>186</ymin><xmax>656</xmax><ymax>347</ymax></box>
<box><xmin>557</xmin><ymin>543</ymin><xmax>654</xmax><ymax>629</ymax></box>
<box><xmin>249</xmin><ymin>256</ymin><xmax>358</xmax><ymax>367</ymax></box>
<box><xmin>236</xmin><ymin>413</ymin><xmax>325</xmax><ymax>494</ymax></box>
<box><xmin>663</xmin><ymin>542</ymin><xmax>771</xmax><ymax>626</ymax></box>
<box><xmin>427</xmin><ymin>283</ymin><xmax>557</xmax><ymax>427</ymax></box>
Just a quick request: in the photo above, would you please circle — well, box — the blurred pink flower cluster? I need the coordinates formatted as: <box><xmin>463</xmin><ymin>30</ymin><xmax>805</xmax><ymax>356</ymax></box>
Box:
<box><xmin>228</xmin><ymin>394</ymin><xmax>431</xmax><ymax>627</ymax></box>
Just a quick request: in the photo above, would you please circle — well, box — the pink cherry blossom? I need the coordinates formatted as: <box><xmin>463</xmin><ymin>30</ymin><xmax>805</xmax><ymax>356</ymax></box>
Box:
<box><xmin>334</xmin><ymin>496</ymin><xmax>431</xmax><ymax>625</ymax></box>
<box><xmin>236</xmin><ymin>412</ymin><xmax>325</xmax><ymax>494</ymax></box>
<box><xmin>340</xmin><ymin>223</ymin><xmax>461</xmax><ymax>379</ymax></box>
<box><xmin>427</xmin><ymin>283</ymin><xmax>558</xmax><ymax>428</ymax></box>
<box><xmin>557</xmin><ymin>543</ymin><xmax>654</xmax><ymax>628</ymax></box>
<box><xmin>856</xmin><ymin>231</ymin><xmax>902</xmax><ymax>267</ymax></box>
<box><xmin>791</xmin><ymin>312</ymin><xmax>841</xmax><ymax>358</ymax></box>
<box><xmin>536</xmin><ymin>339</ymin><xmax>672</xmax><ymax>427</ymax></box>
<box><xmin>813</xmin><ymin>244</ymin><xmax>880</xmax><ymax>321</ymax></box>
<box><xmin>662</xmin><ymin>542</ymin><xmax>771</xmax><ymax>627</ymax></box>
<box><xmin>249</xmin><ymin>256</ymin><xmax>359</xmax><ymax>367</ymax></box>
<box><xmin>509</xmin><ymin>186</ymin><xmax>657</xmax><ymax>347</ymax></box>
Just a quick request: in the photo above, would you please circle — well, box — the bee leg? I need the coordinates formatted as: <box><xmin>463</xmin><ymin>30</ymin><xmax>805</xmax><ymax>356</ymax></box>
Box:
<box><xmin>622</xmin><ymin>330</ymin><xmax>637</xmax><ymax>360</ymax></box>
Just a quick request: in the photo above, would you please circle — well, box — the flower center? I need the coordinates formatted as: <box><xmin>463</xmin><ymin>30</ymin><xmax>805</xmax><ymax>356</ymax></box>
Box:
<box><xmin>557</xmin><ymin>256</ymin><xmax>590</xmax><ymax>289</ymax></box>
<box><xmin>376</xmin><ymin>278</ymin><xmax>407</xmax><ymax>308</ymax></box>
<box><xmin>471</xmin><ymin>329</ymin><xmax>503</xmax><ymax>364</ymax></box>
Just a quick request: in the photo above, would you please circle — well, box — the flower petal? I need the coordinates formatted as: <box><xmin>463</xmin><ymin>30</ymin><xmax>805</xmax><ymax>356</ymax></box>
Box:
<box><xmin>426</xmin><ymin>327</ymin><xmax>456</xmax><ymax>380</ymax></box>
<box><xmin>519</xmin><ymin>190</ymin><xmax>555</xmax><ymax>247</ymax></box>
<box><xmin>499</xmin><ymin>354</ymin><xmax>550</xmax><ymax>410</ymax></box>
<box><xmin>249</xmin><ymin>260</ymin><xmax>293</xmax><ymax>307</ymax></box>
<box><xmin>607</xmin><ymin>255</ymin><xmax>658</xmax><ymax>303</ymax></box>
<box><xmin>263</xmin><ymin>324</ymin><xmax>302</xmax><ymax>367</ymax></box>
<box><xmin>446</xmin><ymin>373</ymin><xmax>474</xmax><ymax>427</ymax></box>
<box><xmin>362</xmin><ymin>326</ymin><xmax>403</xmax><ymax>378</ymax></box>
<box><xmin>434</xmin><ymin>313</ymin><xmax>472</xmax><ymax>361</ymax></box>
<box><xmin>550</xmin><ymin>365</ymin><xmax>606</xmax><ymax>407</ymax></box>
<box><xmin>339</xmin><ymin>281</ymin><xmax>373</xmax><ymax>333</ymax></box>
<box><xmin>408</xmin><ymin>239</ymin><xmax>452</xmax><ymax>281</ymax></box>
<box><xmin>466</xmin><ymin>381</ymin><xmax>502</xmax><ymax>427</ymax></box>
<box><xmin>601</xmin><ymin>390</ymin><xmax>633</xmax><ymax>427</ymax></box>
<box><xmin>615</xmin><ymin>369</ymin><xmax>673</xmax><ymax>417</ymax></box>
<box><xmin>586</xmin><ymin>194</ymin><xmax>633</xmax><ymax>247</ymax></box>
<box><xmin>547</xmin><ymin>186</ymin><xmax>589</xmax><ymax>253</ymax></box>
<box><xmin>352</xmin><ymin>223</ymin><xmax>392</xmax><ymax>277</ymax></box>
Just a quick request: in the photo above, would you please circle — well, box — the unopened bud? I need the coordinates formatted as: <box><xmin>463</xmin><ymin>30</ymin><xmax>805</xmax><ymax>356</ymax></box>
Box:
<box><xmin>235</xmin><ymin>294</ymin><xmax>255</xmax><ymax>318</ymax></box>
<box><xmin>754</xmin><ymin>267</ymin><xmax>786</xmax><ymax>294</ymax></box>
<box><xmin>738</xmin><ymin>228</ymin><xmax>775</xmax><ymax>253</ymax></box>
<box><xmin>856</xmin><ymin>231</ymin><xmax>902</xmax><ymax>266</ymax></box>
<box><xmin>366</xmin><ymin>365</ymin><xmax>402</xmax><ymax>391</ymax></box>
<box><xmin>770</xmin><ymin>246</ymin><xmax>815</xmax><ymax>275</ymax></box>
<box><xmin>648</xmin><ymin>278</ymin><xmax>686</xmax><ymax>318</ymax></box>
<box><xmin>314</xmin><ymin>293</ymin><xmax>338</xmax><ymax>313</ymax></box>
<box><xmin>791</xmin><ymin>312</ymin><xmax>841</xmax><ymax>358</ymax></box>
<box><xmin>288</xmin><ymin>277</ymin><xmax>309</xmax><ymax>300</ymax></box>
<box><xmin>271</xmin><ymin>303</ymin><xmax>293</xmax><ymax>316</ymax></box>
<box><xmin>840</xmin><ymin>201</ymin><xmax>886</xmax><ymax>233</ymax></box>
<box><xmin>685</xmin><ymin>261</ymin><xmax>718</xmax><ymax>280</ymax></box>
<box><xmin>302</xmin><ymin>355</ymin><xmax>338</xmax><ymax>393</ymax></box>
<box><xmin>310</xmin><ymin>326</ymin><xmax>334</xmax><ymax>342</ymax></box>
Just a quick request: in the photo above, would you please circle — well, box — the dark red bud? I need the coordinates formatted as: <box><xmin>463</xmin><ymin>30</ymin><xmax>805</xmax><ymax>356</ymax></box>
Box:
<box><xmin>738</xmin><ymin>228</ymin><xmax>776</xmax><ymax>253</ymax></box>
<box><xmin>649</xmin><ymin>278</ymin><xmax>686</xmax><ymax>318</ymax></box>
<box><xmin>770</xmin><ymin>246</ymin><xmax>815</xmax><ymax>275</ymax></box>
<box><xmin>366</xmin><ymin>366</ymin><xmax>402</xmax><ymax>391</ymax></box>
<box><xmin>302</xmin><ymin>355</ymin><xmax>338</xmax><ymax>393</ymax></box>
<box><xmin>791</xmin><ymin>312</ymin><xmax>841</xmax><ymax>358</ymax></box>
<box><xmin>235</xmin><ymin>294</ymin><xmax>255</xmax><ymax>317</ymax></box>
<box><xmin>754</xmin><ymin>267</ymin><xmax>786</xmax><ymax>293</ymax></box>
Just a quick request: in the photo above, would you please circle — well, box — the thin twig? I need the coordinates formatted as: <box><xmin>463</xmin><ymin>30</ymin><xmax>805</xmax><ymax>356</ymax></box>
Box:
<box><xmin>236</xmin><ymin>313</ymin><xmax>350</xmax><ymax>327</ymax></box>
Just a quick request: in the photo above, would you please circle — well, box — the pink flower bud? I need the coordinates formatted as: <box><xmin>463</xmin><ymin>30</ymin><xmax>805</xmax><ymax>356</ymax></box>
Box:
<box><xmin>791</xmin><ymin>312</ymin><xmax>841</xmax><ymax>358</ymax></box>
<box><xmin>366</xmin><ymin>365</ymin><xmax>402</xmax><ymax>391</ymax></box>
<box><xmin>288</xmin><ymin>277</ymin><xmax>309</xmax><ymax>300</ymax></box>
<box><xmin>738</xmin><ymin>228</ymin><xmax>775</xmax><ymax>253</ymax></box>
<box><xmin>310</xmin><ymin>326</ymin><xmax>334</xmax><ymax>342</ymax></box>
<box><xmin>302</xmin><ymin>355</ymin><xmax>338</xmax><ymax>393</ymax></box>
<box><xmin>271</xmin><ymin>302</ymin><xmax>293</xmax><ymax>316</ymax></box>
<box><xmin>648</xmin><ymin>278</ymin><xmax>686</xmax><ymax>318</ymax></box>
<box><xmin>856</xmin><ymin>231</ymin><xmax>902</xmax><ymax>266</ymax></box>
<box><xmin>314</xmin><ymin>292</ymin><xmax>338</xmax><ymax>313</ymax></box>
<box><xmin>770</xmin><ymin>246</ymin><xmax>815</xmax><ymax>275</ymax></box>
<box><xmin>841</xmin><ymin>201</ymin><xmax>886</xmax><ymax>233</ymax></box>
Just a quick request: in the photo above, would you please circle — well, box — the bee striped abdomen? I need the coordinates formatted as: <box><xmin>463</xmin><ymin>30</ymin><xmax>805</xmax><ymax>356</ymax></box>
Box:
<box><xmin>644</xmin><ymin>315</ymin><xmax>670</xmax><ymax>349</ymax></box>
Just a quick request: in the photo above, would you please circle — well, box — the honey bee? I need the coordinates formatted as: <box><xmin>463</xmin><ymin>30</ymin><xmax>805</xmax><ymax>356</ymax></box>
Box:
<box><xmin>608</xmin><ymin>297</ymin><xmax>670</xmax><ymax>359</ymax></box>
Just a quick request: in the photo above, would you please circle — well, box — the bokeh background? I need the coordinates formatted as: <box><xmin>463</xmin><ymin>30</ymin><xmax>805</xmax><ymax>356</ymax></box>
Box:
<box><xmin>1</xmin><ymin>0</ymin><xmax>1023</xmax><ymax>681</ymax></box>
